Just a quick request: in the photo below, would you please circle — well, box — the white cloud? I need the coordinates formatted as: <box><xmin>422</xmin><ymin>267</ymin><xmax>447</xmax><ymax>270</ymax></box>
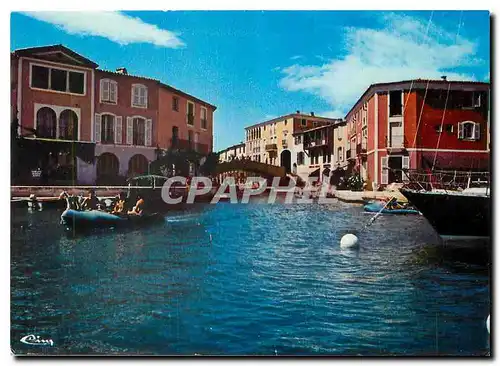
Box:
<box><xmin>23</xmin><ymin>11</ymin><xmax>185</xmax><ymax>48</ymax></box>
<box><xmin>290</xmin><ymin>55</ymin><xmax>303</xmax><ymax>60</ymax></box>
<box><xmin>278</xmin><ymin>12</ymin><xmax>485</xmax><ymax>116</ymax></box>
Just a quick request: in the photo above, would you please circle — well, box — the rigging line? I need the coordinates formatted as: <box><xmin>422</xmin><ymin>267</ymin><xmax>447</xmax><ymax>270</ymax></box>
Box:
<box><xmin>431</xmin><ymin>82</ymin><xmax>452</xmax><ymax>170</ymax></box>
<box><xmin>412</xmin><ymin>79</ymin><xmax>431</xmax><ymax>149</ymax></box>
<box><xmin>402</xmin><ymin>11</ymin><xmax>435</xmax><ymax>115</ymax></box>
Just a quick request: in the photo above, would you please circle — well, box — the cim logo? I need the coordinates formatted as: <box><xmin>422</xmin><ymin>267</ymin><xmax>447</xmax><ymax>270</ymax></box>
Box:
<box><xmin>20</xmin><ymin>334</ymin><xmax>54</xmax><ymax>347</ymax></box>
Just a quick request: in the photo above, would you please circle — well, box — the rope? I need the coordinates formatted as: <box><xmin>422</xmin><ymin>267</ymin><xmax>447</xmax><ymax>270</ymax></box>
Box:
<box><xmin>431</xmin><ymin>82</ymin><xmax>452</xmax><ymax>170</ymax></box>
<box><xmin>412</xmin><ymin>79</ymin><xmax>431</xmax><ymax>149</ymax></box>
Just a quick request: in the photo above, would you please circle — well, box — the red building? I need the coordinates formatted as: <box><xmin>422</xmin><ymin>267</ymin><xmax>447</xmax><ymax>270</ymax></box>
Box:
<box><xmin>11</xmin><ymin>44</ymin><xmax>216</xmax><ymax>185</ymax></box>
<box><xmin>345</xmin><ymin>79</ymin><xmax>490</xmax><ymax>188</ymax></box>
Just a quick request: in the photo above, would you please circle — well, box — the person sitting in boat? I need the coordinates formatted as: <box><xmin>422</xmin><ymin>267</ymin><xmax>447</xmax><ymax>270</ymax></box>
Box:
<box><xmin>112</xmin><ymin>192</ymin><xmax>127</xmax><ymax>215</ymax></box>
<box><xmin>81</xmin><ymin>190</ymin><xmax>99</xmax><ymax>211</ymax></box>
<box><xmin>128</xmin><ymin>194</ymin><xmax>145</xmax><ymax>216</ymax></box>
<box><xmin>387</xmin><ymin>197</ymin><xmax>404</xmax><ymax>210</ymax></box>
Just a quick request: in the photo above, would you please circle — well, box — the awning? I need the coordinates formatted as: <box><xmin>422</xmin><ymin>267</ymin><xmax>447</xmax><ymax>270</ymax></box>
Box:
<box><xmin>16</xmin><ymin>138</ymin><xmax>96</xmax><ymax>164</ymax></box>
<box><xmin>421</xmin><ymin>152</ymin><xmax>490</xmax><ymax>171</ymax></box>
<box><xmin>309</xmin><ymin>168</ymin><xmax>320</xmax><ymax>177</ymax></box>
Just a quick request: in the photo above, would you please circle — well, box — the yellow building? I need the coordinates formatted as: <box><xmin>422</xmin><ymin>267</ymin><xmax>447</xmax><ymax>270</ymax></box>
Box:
<box><xmin>245</xmin><ymin>111</ymin><xmax>341</xmax><ymax>173</ymax></box>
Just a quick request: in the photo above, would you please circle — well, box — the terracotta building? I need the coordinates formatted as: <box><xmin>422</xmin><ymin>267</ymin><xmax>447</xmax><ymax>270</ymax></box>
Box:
<box><xmin>344</xmin><ymin>79</ymin><xmax>490</xmax><ymax>188</ymax></box>
<box><xmin>11</xmin><ymin>44</ymin><xmax>216</xmax><ymax>185</ymax></box>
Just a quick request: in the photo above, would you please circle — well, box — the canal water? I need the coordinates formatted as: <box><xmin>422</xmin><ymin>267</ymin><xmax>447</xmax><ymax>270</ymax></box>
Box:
<box><xmin>11</xmin><ymin>200</ymin><xmax>491</xmax><ymax>355</ymax></box>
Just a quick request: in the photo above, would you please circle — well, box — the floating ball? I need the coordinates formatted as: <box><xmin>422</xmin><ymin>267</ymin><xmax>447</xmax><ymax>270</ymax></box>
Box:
<box><xmin>487</xmin><ymin>314</ymin><xmax>490</xmax><ymax>334</ymax></box>
<box><xmin>340</xmin><ymin>234</ymin><xmax>359</xmax><ymax>249</ymax></box>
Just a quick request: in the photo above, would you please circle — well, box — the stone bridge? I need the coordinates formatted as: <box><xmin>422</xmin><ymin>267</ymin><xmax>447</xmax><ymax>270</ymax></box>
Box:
<box><xmin>215</xmin><ymin>160</ymin><xmax>286</xmax><ymax>177</ymax></box>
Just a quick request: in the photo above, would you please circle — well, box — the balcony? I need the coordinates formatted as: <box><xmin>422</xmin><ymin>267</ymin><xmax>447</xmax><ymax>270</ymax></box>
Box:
<box><xmin>304</xmin><ymin>138</ymin><xmax>328</xmax><ymax>149</ymax></box>
<box><xmin>265</xmin><ymin>143</ymin><xmax>278</xmax><ymax>151</ymax></box>
<box><xmin>386</xmin><ymin>134</ymin><xmax>407</xmax><ymax>151</ymax></box>
<box><xmin>356</xmin><ymin>141</ymin><xmax>367</xmax><ymax>156</ymax></box>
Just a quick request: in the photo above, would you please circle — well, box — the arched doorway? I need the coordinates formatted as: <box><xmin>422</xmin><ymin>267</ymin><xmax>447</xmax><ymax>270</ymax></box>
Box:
<box><xmin>280</xmin><ymin>150</ymin><xmax>292</xmax><ymax>173</ymax></box>
<box><xmin>128</xmin><ymin>154</ymin><xmax>149</xmax><ymax>177</ymax></box>
<box><xmin>97</xmin><ymin>153</ymin><xmax>119</xmax><ymax>184</ymax></box>
<box><xmin>36</xmin><ymin>107</ymin><xmax>56</xmax><ymax>138</ymax></box>
<box><xmin>59</xmin><ymin>110</ymin><xmax>78</xmax><ymax>140</ymax></box>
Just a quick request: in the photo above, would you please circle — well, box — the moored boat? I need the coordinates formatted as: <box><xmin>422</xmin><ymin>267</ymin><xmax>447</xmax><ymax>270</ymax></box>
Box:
<box><xmin>60</xmin><ymin>209</ymin><xmax>164</xmax><ymax>229</ymax></box>
<box><xmin>363</xmin><ymin>201</ymin><xmax>420</xmax><ymax>215</ymax></box>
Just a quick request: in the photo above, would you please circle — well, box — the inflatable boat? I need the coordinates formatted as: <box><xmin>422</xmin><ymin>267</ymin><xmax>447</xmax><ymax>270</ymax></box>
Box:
<box><xmin>363</xmin><ymin>201</ymin><xmax>420</xmax><ymax>215</ymax></box>
<box><xmin>60</xmin><ymin>209</ymin><xmax>163</xmax><ymax>229</ymax></box>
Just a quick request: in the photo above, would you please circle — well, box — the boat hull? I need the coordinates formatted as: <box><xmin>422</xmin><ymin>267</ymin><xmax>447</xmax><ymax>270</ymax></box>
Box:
<box><xmin>400</xmin><ymin>188</ymin><xmax>490</xmax><ymax>240</ymax></box>
<box><xmin>363</xmin><ymin>202</ymin><xmax>420</xmax><ymax>215</ymax></box>
<box><xmin>61</xmin><ymin>209</ymin><xmax>163</xmax><ymax>229</ymax></box>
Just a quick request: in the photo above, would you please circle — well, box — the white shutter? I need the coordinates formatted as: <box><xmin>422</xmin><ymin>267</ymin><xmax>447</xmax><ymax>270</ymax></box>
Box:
<box><xmin>110</xmin><ymin>82</ymin><xmax>117</xmax><ymax>103</ymax></box>
<box><xmin>142</xmin><ymin>87</ymin><xmax>148</xmax><ymax>108</ymax></box>
<box><xmin>402</xmin><ymin>156</ymin><xmax>410</xmax><ymax>182</ymax></box>
<box><xmin>101</xmin><ymin>80</ymin><xmax>109</xmax><ymax>102</ymax></box>
<box><xmin>381</xmin><ymin>156</ymin><xmax>388</xmax><ymax>185</ymax></box>
<box><xmin>115</xmin><ymin>116</ymin><xmax>122</xmax><ymax>144</ymax></box>
<box><xmin>132</xmin><ymin>86</ymin><xmax>139</xmax><ymax>107</ymax></box>
<box><xmin>458</xmin><ymin>122</ymin><xmax>464</xmax><ymax>139</ymax></box>
<box><xmin>145</xmin><ymin>119</ymin><xmax>152</xmax><ymax>146</ymax></box>
<box><xmin>126</xmin><ymin>117</ymin><xmax>133</xmax><ymax>145</ymax></box>
<box><xmin>94</xmin><ymin>113</ymin><xmax>101</xmax><ymax>143</ymax></box>
<box><xmin>474</xmin><ymin>123</ymin><xmax>480</xmax><ymax>140</ymax></box>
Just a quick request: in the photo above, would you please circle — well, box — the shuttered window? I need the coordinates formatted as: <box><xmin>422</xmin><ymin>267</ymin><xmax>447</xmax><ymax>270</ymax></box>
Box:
<box><xmin>101</xmin><ymin>79</ymin><xmax>118</xmax><ymax>103</ymax></box>
<box><xmin>132</xmin><ymin>84</ymin><xmax>148</xmax><ymax>108</ymax></box>
<box><xmin>458</xmin><ymin>121</ymin><xmax>480</xmax><ymax>141</ymax></box>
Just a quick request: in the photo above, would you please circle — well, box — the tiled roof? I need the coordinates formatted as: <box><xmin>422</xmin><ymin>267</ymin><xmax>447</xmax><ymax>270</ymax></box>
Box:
<box><xmin>345</xmin><ymin>79</ymin><xmax>491</xmax><ymax>119</ymax></box>
<box><xmin>245</xmin><ymin>113</ymin><xmax>343</xmax><ymax>130</ymax></box>
<box><xmin>13</xmin><ymin>44</ymin><xmax>98</xmax><ymax>68</ymax></box>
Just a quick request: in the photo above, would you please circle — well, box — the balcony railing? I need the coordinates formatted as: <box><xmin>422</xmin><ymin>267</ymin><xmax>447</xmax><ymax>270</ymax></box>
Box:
<box><xmin>386</xmin><ymin>134</ymin><xmax>406</xmax><ymax>149</ymax></box>
<box><xmin>304</xmin><ymin>138</ymin><xmax>327</xmax><ymax>149</ymax></box>
<box><xmin>265</xmin><ymin>143</ymin><xmax>278</xmax><ymax>151</ymax></box>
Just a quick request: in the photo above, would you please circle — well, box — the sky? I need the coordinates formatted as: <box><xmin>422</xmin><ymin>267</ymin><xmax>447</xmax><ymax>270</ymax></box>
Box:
<box><xmin>11</xmin><ymin>10</ymin><xmax>490</xmax><ymax>151</ymax></box>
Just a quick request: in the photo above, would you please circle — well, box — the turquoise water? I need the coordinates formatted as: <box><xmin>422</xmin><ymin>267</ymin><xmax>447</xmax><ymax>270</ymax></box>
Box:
<box><xmin>11</xmin><ymin>201</ymin><xmax>491</xmax><ymax>355</ymax></box>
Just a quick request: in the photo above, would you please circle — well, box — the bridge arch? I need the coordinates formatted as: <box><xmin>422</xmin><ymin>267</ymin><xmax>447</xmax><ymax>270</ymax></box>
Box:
<box><xmin>215</xmin><ymin>160</ymin><xmax>286</xmax><ymax>177</ymax></box>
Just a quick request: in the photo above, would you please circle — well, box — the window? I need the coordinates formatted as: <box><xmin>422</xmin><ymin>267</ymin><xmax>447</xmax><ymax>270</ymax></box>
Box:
<box><xmin>172</xmin><ymin>96</ymin><xmax>179</xmax><ymax>111</ymax></box>
<box><xmin>132</xmin><ymin>84</ymin><xmax>148</xmax><ymax>108</ymax></box>
<box><xmin>133</xmin><ymin>118</ymin><xmax>146</xmax><ymax>145</ymax></box>
<box><xmin>51</xmin><ymin>69</ymin><xmax>66</xmax><ymax>92</ymax></box>
<box><xmin>32</xmin><ymin>66</ymin><xmax>49</xmax><ymax>89</ymax></box>
<box><xmin>101</xmin><ymin>115</ymin><xmax>115</xmax><ymax>144</ymax></box>
<box><xmin>100</xmin><ymin>79</ymin><xmax>118</xmax><ymax>103</ymax></box>
<box><xmin>69</xmin><ymin>72</ymin><xmax>85</xmax><ymax>94</ymax></box>
<box><xmin>435</xmin><ymin>125</ymin><xmax>443</xmax><ymax>133</ymax></box>
<box><xmin>201</xmin><ymin>107</ymin><xmax>208</xmax><ymax>129</ymax></box>
<box><xmin>59</xmin><ymin>110</ymin><xmax>78</xmax><ymax>140</ymax></box>
<box><xmin>294</xmin><ymin>135</ymin><xmax>302</xmax><ymax>145</ymax></box>
<box><xmin>187</xmin><ymin>101</ymin><xmax>195</xmax><ymax>126</ymax></box>
<box><xmin>31</xmin><ymin>64</ymin><xmax>85</xmax><ymax>95</ymax></box>
<box><xmin>458</xmin><ymin>121</ymin><xmax>480</xmax><ymax>141</ymax></box>
<box><xmin>297</xmin><ymin>152</ymin><xmax>305</xmax><ymax>165</ymax></box>
<box><xmin>389</xmin><ymin>90</ymin><xmax>402</xmax><ymax>116</ymax></box>
<box><xmin>445</xmin><ymin>124</ymin><xmax>454</xmax><ymax>133</ymax></box>
<box><xmin>36</xmin><ymin>107</ymin><xmax>56</xmax><ymax>138</ymax></box>
<box><xmin>301</xmin><ymin>118</ymin><xmax>306</xmax><ymax>127</ymax></box>
<box><xmin>337</xmin><ymin>147</ymin><xmax>343</xmax><ymax>161</ymax></box>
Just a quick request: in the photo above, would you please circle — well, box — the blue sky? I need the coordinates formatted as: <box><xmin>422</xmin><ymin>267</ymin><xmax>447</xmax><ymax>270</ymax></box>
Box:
<box><xmin>11</xmin><ymin>11</ymin><xmax>490</xmax><ymax>151</ymax></box>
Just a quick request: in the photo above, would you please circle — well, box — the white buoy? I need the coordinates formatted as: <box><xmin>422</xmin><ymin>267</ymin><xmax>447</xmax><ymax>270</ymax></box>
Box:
<box><xmin>487</xmin><ymin>314</ymin><xmax>490</xmax><ymax>334</ymax></box>
<box><xmin>340</xmin><ymin>233</ymin><xmax>359</xmax><ymax>249</ymax></box>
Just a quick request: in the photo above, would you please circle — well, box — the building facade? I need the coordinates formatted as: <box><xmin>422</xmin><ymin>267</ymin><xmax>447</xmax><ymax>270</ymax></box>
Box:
<box><xmin>218</xmin><ymin>143</ymin><xmax>246</xmax><ymax>163</ymax></box>
<box><xmin>245</xmin><ymin>112</ymin><xmax>341</xmax><ymax>173</ymax></box>
<box><xmin>11</xmin><ymin>44</ymin><xmax>216</xmax><ymax>185</ymax></box>
<box><xmin>345</xmin><ymin>79</ymin><xmax>490</xmax><ymax>189</ymax></box>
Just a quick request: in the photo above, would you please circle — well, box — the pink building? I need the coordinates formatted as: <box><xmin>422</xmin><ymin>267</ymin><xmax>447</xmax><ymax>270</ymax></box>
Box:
<box><xmin>345</xmin><ymin>79</ymin><xmax>490</xmax><ymax>188</ymax></box>
<box><xmin>11</xmin><ymin>44</ymin><xmax>216</xmax><ymax>185</ymax></box>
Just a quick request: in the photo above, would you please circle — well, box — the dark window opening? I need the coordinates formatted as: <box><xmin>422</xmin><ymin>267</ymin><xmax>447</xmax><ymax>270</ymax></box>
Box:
<box><xmin>32</xmin><ymin>65</ymin><xmax>49</xmax><ymax>89</ymax></box>
<box><xmin>50</xmin><ymin>69</ymin><xmax>67</xmax><ymax>92</ymax></box>
<box><xmin>133</xmin><ymin>118</ymin><xmax>145</xmax><ymax>146</ymax></box>
<box><xmin>101</xmin><ymin>115</ymin><xmax>115</xmax><ymax>144</ymax></box>
<box><xmin>69</xmin><ymin>72</ymin><xmax>84</xmax><ymax>94</ymax></box>
<box><xmin>445</xmin><ymin>124</ymin><xmax>454</xmax><ymax>133</ymax></box>
<box><xmin>389</xmin><ymin>90</ymin><xmax>402</xmax><ymax>116</ymax></box>
<box><xmin>172</xmin><ymin>96</ymin><xmax>179</xmax><ymax>111</ymax></box>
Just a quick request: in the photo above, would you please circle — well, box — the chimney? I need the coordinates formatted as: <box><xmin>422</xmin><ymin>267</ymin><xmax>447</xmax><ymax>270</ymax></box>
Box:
<box><xmin>310</xmin><ymin>112</ymin><xmax>315</xmax><ymax>116</ymax></box>
<box><xmin>296</xmin><ymin>110</ymin><xmax>300</xmax><ymax>114</ymax></box>
<box><xmin>441</xmin><ymin>75</ymin><xmax>447</xmax><ymax>81</ymax></box>
<box><xmin>116</xmin><ymin>67</ymin><xmax>128</xmax><ymax>75</ymax></box>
